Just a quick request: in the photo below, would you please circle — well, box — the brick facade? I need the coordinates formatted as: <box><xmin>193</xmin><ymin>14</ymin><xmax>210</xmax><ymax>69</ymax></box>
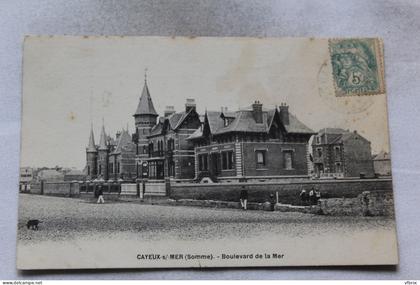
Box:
<box><xmin>312</xmin><ymin>128</ymin><xmax>375</xmax><ymax>178</ymax></box>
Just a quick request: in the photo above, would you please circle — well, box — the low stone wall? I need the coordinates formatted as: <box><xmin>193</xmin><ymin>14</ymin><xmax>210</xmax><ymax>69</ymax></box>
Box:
<box><xmin>169</xmin><ymin>179</ymin><xmax>393</xmax><ymax>205</ymax></box>
<box><xmin>319</xmin><ymin>190</ymin><xmax>394</xmax><ymax>217</ymax></box>
<box><xmin>28</xmin><ymin>182</ymin><xmax>80</xmax><ymax>197</ymax></box>
<box><xmin>43</xmin><ymin>182</ymin><xmax>80</xmax><ymax>197</ymax></box>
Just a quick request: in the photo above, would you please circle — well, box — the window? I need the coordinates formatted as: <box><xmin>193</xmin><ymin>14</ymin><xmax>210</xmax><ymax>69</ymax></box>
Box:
<box><xmin>334</xmin><ymin>146</ymin><xmax>341</xmax><ymax>158</ymax></box>
<box><xmin>198</xmin><ymin>154</ymin><xmax>208</xmax><ymax>171</ymax></box>
<box><xmin>98</xmin><ymin>165</ymin><xmax>102</xmax><ymax>175</ymax></box>
<box><xmin>255</xmin><ymin>150</ymin><xmax>266</xmax><ymax>168</ymax></box>
<box><xmin>167</xmin><ymin>139</ymin><xmax>174</xmax><ymax>151</ymax></box>
<box><xmin>222</xmin><ymin>151</ymin><xmax>234</xmax><ymax>170</ymax></box>
<box><xmin>283</xmin><ymin>151</ymin><xmax>293</xmax><ymax>170</ymax></box>
<box><xmin>335</xmin><ymin>162</ymin><xmax>342</xmax><ymax>173</ymax></box>
<box><xmin>109</xmin><ymin>163</ymin><xmax>114</xmax><ymax>174</ymax></box>
<box><xmin>87</xmin><ymin>166</ymin><xmax>90</xmax><ymax>175</ymax></box>
<box><xmin>316</xmin><ymin>147</ymin><xmax>323</xmax><ymax>158</ymax></box>
<box><xmin>316</xmin><ymin>136</ymin><xmax>321</xmax><ymax>144</ymax></box>
<box><xmin>117</xmin><ymin>162</ymin><xmax>120</xmax><ymax>174</ymax></box>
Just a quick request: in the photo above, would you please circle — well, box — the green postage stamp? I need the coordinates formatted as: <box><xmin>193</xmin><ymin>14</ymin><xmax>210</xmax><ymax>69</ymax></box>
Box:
<box><xmin>329</xmin><ymin>38</ymin><xmax>386</xmax><ymax>96</ymax></box>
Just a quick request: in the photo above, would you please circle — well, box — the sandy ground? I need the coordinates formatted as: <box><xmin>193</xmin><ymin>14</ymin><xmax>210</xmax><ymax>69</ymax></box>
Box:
<box><xmin>16</xmin><ymin>194</ymin><xmax>398</xmax><ymax>269</ymax></box>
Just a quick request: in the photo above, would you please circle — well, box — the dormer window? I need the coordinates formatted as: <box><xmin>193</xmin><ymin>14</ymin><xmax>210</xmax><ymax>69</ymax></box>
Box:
<box><xmin>224</xmin><ymin>118</ymin><xmax>229</xmax><ymax>127</ymax></box>
<box><xmin>316</xmin><ymin>136</ymin><xmax>321</xmax><ymax>144</ymax></box>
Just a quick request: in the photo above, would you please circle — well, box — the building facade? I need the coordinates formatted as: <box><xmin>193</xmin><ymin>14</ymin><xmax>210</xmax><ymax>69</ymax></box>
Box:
<box><xmin>373</xmin><ymin>151</ymin><xmax>392</xmax><ymax>176</ymax></box>
<box><xmin>19</xmin><ymin>167</ymin><xmax>33</xmax><ymax>191</ymax></box>
<box><xmin>188</xmin><ymin>102</ymin><xmax>315</xmax><ymax>182</ymax></box>
<box><xmin>145</xmin><ymin>100</ymin><xmax>201</xmax><ymax>180</ymax></box>
<box><xmin>311</xmin><ymin>128</ymin><xmax>375</xmax><ymax>178</ymax></box>
<box><xmin>85</xmin><ymin>125</ymin><xmax>136</xmax><ymax>181</ymax></box>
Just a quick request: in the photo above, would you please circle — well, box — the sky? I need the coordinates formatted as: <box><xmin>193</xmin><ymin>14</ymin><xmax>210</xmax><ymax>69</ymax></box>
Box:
<box><xmin>21</xmin><ymin>36</ymin><xmax>391</xmax><ymax>169</ymax></box>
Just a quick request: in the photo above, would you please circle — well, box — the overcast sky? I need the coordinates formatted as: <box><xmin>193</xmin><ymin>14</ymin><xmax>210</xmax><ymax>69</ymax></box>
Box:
<box><xmin>21</xmin><ymin>36</ymin><xmax>390</xmax><ymax>169</ymax></box>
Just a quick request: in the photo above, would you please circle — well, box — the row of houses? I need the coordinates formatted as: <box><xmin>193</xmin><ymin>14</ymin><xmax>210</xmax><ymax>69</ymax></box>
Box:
<box><xmin>19</xmin><ymin>167</ymin><xmax>85</xmax><ymax>191</ymax></box>
<box><xmin>82</xmin><ymin>78</ymin><xmax>391</xmax><ymax>183</ymax></box>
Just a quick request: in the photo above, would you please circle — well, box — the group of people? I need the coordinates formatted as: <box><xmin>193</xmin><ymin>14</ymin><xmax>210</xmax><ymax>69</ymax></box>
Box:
<box><xmin>299</xmin><ymin>188</ymin><xmax>321</xmax><ymax>205</ymax></box>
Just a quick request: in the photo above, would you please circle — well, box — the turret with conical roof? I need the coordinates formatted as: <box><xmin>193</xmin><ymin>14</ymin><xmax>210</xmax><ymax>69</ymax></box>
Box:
<box><xmin>86</xmin><ymin>124</ymin><xmax>98</xmax><ymax>179</ymax></box>
<box><xmin>98</xmin><ymin>124</ymin><xmax>108</xmax><ymax>150</ymax></box>
<box><xmin>133</xmin><ymin>73</ymin><xmax>158</xmax><ymax>163</ymax></box>
<box><xmin>97</xmin><ymin>121</ymin><xmax>109</xmax><ymax>180</ymax></box>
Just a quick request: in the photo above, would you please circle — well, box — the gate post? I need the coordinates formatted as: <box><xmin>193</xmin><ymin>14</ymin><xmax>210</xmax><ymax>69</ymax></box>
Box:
<box><xmin>165</xmin><ymin>178</ymin><xmax>171</xmax><ymax>197</ymax></box>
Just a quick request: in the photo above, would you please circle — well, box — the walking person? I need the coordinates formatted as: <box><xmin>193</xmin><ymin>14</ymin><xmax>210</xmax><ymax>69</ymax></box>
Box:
<box><xmin>240</xmin><ymin>189</ymin><xmax>248</xmax><ymax>210</ymax></box>
<box><xmin>97</xmin><ymin>184</ymin><xmax>105</xmax><ymax>204</ymax></box>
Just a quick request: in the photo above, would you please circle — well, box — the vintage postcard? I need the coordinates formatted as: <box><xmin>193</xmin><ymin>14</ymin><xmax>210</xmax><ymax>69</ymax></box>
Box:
<box><xmin>17</xmin><ymin>36</ymin><xmax>398</xmax><ymax>269</ymax></box>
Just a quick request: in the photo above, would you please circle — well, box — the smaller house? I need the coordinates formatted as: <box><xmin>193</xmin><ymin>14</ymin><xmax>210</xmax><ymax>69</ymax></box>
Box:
<box><xmin>19</xmin><ymin>167</ymin><xmax>33</xmax><ymax>191</ymax></box>
<box><xmin>373</xmin><ymin>151</ymin><xmax>392</xmax><ymax>176</ymax></box>
<box><xmin>37</xmin><ymin>169</ymin><xmax>65</xmax><ymax>182</ymax></box>
<box><xmin>312</xmin><ymin>128</ymin><xmax>374</xmax><ymax>178</ymax></box>
<box><xmin>64</xmin><ymin>169</ymin><xmax>86</xmax><ymax>182</ymax></box>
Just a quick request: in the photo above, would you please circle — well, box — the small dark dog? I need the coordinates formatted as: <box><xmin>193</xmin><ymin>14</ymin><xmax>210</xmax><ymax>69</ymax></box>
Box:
<box><xmin>26</xmin><ymin>219</ymin><xmax>42</xmax><ymax>230</ymax></box>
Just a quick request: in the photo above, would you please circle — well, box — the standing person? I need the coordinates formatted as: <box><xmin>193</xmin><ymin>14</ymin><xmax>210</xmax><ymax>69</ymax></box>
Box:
<box><xmin>97</xmin><ymin>184</ymin><xmax>105</xmax><ymax>204</ymax></box>
<box><xmin>269</xmin><ymin>194</ymin><xmax>276</xmax><ymax>211</ymax></box>
<box><xmin>299</xmin><ymin>189</ymin><xmax>308</xmax><ymax>205</ymax></box>
<box><xmin>240</xmin><ymin>189</ymin><xmax>248</xmax><ymax>210</ymax></box>
<box><xmin>309</xmin><ymin>188</ymin><xmax>316</xmax><ymax>205</ymax></box>
<box><xmin>315</xmin><ymin>189</ymin><xmax>322</xmax><ymax>203</ymax></box>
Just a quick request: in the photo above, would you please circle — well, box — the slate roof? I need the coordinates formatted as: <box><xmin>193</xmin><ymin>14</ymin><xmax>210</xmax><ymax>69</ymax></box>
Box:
<box><xmin>373</xmin><ymin>151</ymin><xmax>390</xmax><ymax>160</ymax></box>
<box><xmin>86</xmin><ymin>126</ymin><xmax>97</xmax><ymax>152</ymax></box>
<box><xmin>98</xmin><ymin>125</ymin><xmax>108</xmax><ymax>150</ymax></box>
<box><xmin>316</xmin><ymin>128</ymin><xmax>370</xmax><ymax>145</ymax></box>
<box><xmin>284</xmin><ymin>113</ymin><xmax>316</xmax><ymax>134</ymax></box>
<box><xmin>188</xmin><ymin>107</ymin><xmax>314</xmax><ymax>140</ymax></box>
<box><xmin>149</xmin><ymin>108</ymin><xmax>197</xmax><ymax>137</ymax></box>
<box><xmin>134</xmin><ymin>81</ymin><xmax>158</xmax><ymax>116</ymax></box>
<box><xmin>149</xmin><ymin>121</ymin><xmax>164</xmax><ymax>137</ymax></box>
<box><xmin>112</xmin><ymin>130</ymin><xmax>133</xmax><ymax>154</ymax></box>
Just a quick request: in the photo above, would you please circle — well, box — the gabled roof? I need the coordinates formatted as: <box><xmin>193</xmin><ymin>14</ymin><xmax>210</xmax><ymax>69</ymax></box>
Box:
<box><xmin>215</xmin><ymin>110</ymin><xmax>269</xmax><ymax>135</ymax></box>
<box><xmin>86</xmin><ymin>126</ymin><xmax>97</xmax><ymax>152</ymax></box>
<box><xmin>187</xmin><ymin>106</ymin><xmax>314</xmax><ymax>140</ymax></box>
<box><xmin>284</xmin><ymin>113</ymin><xmax>316</xmax><ymax>134</ymax></box>
<box><xmin>188</xmin><ymin>127</ymin><xmax>204</xmax><ymax>140</ymax></box>
<box><xmin>149</xmin><ymin>121</ymin><xmax>164</xmax><ymax>137</ymax></box>
<box><xmin>318</xmin><ymin>128</ymin><xmax>347</xmax><ymax>135</ymax></box>
<box><xmin>339</xmin><ymin>131</ymin><xmax>370</xmax><ymax>144</ymax></box>
<box><xmin>168</xmin><ymin>112</ymin><xmax>185</xmax><ymax>130</ymax></box>
<box><xmin>315</xmin><ymin>128</ymin><xmax>370</xmax><ymax>145</ymax></box>
<box><xmin>112</xmin><ymin>130</ymin><xmax>133</xmax><ymax>154</ymax></box>
<box><xmin>134</xmin><ymin>81</ymin><xmax>158</xmax><ymax>116</ymax></box>
<box><xmin>206</xmin><ymin>111</ymin><xmax>228</xmax><ymax>134</ymax></box>
<box><xmin>98</xmin><ymin>124</ymin><xmax>108</xmax><ymax>150</ymax></box>
<box><xmin>373</xmin><ymin>151</ymin><xmax>390</xmax><ymax>160</ymax></box>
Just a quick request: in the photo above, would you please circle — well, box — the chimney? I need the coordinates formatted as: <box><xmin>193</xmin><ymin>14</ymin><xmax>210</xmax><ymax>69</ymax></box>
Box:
<box><xmin>279</xmin><ymin>103</ymin><xmax>289</xmax><ymax>125</ymax></box>
<box><xmin>185</xmin><ymin>98</ymin><xmax>196</xmax><ymax>113</ymax></box>
<box><xmin>252</xmin><ymin>100</ymin><xmax>263</xmax><ymax>124</ymax></box>
<box><xmin>164</xmin><ymin>106</ymin><xmax>176</xmax><ymax>117</ymax></box>
<box><xmin>116</xmin><ymin>131</ymin><xmax>121</xmax><ymax>140</ymax></box>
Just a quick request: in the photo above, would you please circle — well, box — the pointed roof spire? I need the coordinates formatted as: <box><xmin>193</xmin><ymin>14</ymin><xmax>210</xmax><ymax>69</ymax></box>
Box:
<box><xmin>133</xmin><ymin>69</ymin><xmax>158</xmax><ymax>117</ymax></box>
<box><xmin>98</xmin><ymin>119</ymin><xmax>108</xmax><ymax>150</ymax></box>
<box><xmin>87</xmin><ymin>123</ymin><xmax>97</xmax><ymax>152</ymax></box>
